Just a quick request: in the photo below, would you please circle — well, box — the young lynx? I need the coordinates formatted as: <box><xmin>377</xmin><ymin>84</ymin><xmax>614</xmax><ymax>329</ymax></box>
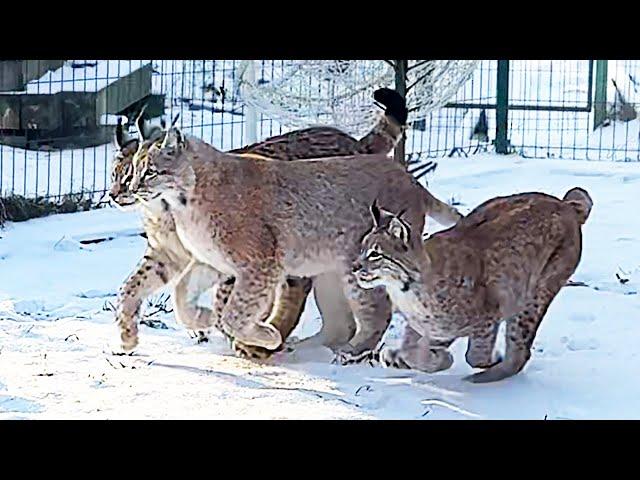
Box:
<box><xmin>122</xmin><ymin>126</ymin><xmax>461</xmax><ymax>357</ymax></box>
<box><xmin>111</xmin><ymin>89</ymin><xmax>411</xmax><ymax>358</ymax></box>
<box><xmin>353</xmin><ymin>188</ymin><xmax>592</xmax><ymax>382</ymax></box>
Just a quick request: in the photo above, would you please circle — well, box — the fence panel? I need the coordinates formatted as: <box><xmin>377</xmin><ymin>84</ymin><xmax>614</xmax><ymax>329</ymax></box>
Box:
<box><xmin>1</xmin><ymin>60</ymin><xmax>639</xmax><ymax>205</ymax></box>
<box><xmin>409</xmin><ymin>60</ymin><xmax>640</xmax><ymax>162</ymax></box>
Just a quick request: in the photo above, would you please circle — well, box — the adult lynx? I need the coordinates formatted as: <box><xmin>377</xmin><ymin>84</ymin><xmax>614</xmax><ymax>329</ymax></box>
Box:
<box><xmin>121</xmin><ymin>127</ymin><xmax>461</xmax><ymax>356</ymax></box>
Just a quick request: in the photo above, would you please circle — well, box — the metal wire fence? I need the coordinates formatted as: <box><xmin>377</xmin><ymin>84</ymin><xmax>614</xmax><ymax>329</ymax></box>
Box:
<box><xmin>1</xmin><ymin>60</ymin><xmax>639</xmax><ymax>204</ymax></box>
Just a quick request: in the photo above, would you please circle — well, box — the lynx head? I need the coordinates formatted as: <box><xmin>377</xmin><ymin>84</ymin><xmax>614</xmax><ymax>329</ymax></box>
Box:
<box><xmin>109</xmin><ymin>107</ymin><xmax>166</xmax><ymax>207</ymax></box>
<box><xmin>353</xmin><ymin>200</ymin><xmax>421</xmax><ymax>293</ymax></box>
<box><xmin>108</xmin><ymin>117</ymin><xmax>140</xmax><ymax>207</ymax></box>
<box><xmin>129</xmin><ymin>123</ymin><xmax>194</xmax><ymax>202</ymax></box>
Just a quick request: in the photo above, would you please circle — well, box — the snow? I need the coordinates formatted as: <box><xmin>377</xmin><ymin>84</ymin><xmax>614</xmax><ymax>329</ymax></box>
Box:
<box><xmin>1</xmin><ymin>153</ymin><xmax>639</xmax><ymax>419</ymax></box>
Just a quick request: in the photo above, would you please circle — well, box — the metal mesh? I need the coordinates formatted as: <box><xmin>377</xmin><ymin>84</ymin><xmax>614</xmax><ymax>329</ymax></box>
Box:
<box><xmin>1</xmin><ymin>60</ymin><xmax>639</xmax><ymax>206</ymax></box>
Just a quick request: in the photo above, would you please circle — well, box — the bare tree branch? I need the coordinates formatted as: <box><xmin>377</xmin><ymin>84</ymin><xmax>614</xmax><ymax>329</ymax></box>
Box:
<box><xmin>407</xmin><ymin>60</ymin><xmax>431</xmax><ymax>72</ymax></box>
<box><xmin>407</xmin><ymin>70</ymin><xmax>434</xmax><ymax>93</ymax></box>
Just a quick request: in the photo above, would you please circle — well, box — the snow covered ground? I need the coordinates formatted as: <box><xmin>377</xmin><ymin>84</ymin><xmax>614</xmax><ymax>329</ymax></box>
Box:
<box><xmin>1</xmin><ymin>153</ymin><xmax>639</xmax><ymax>419</ymax></box>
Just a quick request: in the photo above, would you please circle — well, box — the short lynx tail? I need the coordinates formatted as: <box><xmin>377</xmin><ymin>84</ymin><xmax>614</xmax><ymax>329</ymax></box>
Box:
<box><xmin>373</xmin><ymin>88</ymin><xmax>408</xmax><ymax>126</ymax></box>
<box><xmin>563</xmin><ymin>187</ymin><xmax>593</xmax><ymax>225</ymax></box>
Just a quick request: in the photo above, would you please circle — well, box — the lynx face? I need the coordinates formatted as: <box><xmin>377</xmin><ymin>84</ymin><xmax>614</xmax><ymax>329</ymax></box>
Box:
<box><xmin>353</xmin><ymin>202</ymin><xmax>421</xmax><ymax>293</ymax></box>
<box><xmin>129</xmin><ymin>128</ymin><xmax>189</xmax><ymax>202</ymax></box>
<box><xmin>109</xmin><ymin>112</ymin><xmax>169</xmax><ymax>207</ymax></box>
<box><xmin>109</xmin><ymin>118</ymin><xmax>142</xmax><ymax>208</ymax></box>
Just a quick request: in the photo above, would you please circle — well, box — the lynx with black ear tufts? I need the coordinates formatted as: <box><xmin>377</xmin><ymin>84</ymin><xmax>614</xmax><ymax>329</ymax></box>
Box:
<box><xmin>113</xmin><ymin>90</ymin><xmax>461</xmax><ymax>360</ymax></box>
<box><xmin>355</xmin><ymin>191</ymin><xmax>591</xmax><ymax>383</ymax></box>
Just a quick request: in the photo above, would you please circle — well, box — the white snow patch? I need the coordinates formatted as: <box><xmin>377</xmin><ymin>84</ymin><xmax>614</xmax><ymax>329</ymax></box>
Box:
<box><xmin>1</xmin><ymin>154</ymin><xmax>639</xmax><ymax>419</ymax></box>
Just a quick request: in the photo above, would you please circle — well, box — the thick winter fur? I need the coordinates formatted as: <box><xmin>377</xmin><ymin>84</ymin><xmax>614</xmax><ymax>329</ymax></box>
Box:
<box><xmin>121</xmin><ymin>130</ymin><xmax>461</xmax><ymax>357</ymax></box>
<box><xmin>353</xmin><ymin>188</ymin><xmax>592</xmax><ymax>382</ymax></box>
<box><xmin>111</xmin><ymin>90</ymin><xmax>426</xmax><ymax>357</ymax></box>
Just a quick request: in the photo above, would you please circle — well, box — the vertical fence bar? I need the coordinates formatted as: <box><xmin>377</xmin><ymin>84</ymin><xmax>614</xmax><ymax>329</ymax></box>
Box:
<box><xmin>394</xmin><ymin>60</ymin><xmax>408</xmax><ymax>164</ymax></box>
<box><xmin>495</xmin><ymin>60</ymin><xmax>510</xmax><ymax>154</ymax></box>
<box><xmin>593</xmin><ymin>60</ymin><xmax>608</xmax><ymax>131</ymax></box>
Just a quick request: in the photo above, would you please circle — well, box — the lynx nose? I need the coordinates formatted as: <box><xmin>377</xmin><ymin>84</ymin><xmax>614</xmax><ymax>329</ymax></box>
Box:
<box><xmin>352</xmin><ymin>261</ymin><xmax>362</xmax><ymax>273</ymax></box>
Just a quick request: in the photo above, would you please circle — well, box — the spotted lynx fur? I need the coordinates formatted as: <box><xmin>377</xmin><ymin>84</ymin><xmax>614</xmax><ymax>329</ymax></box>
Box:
<box><xmin>111</xmin><ymin>90</ymin><xmax>425</xmax><ymax>357</ymax></box>
<box><xmin>353</xmin><ymin>188</ymin><xmax>592</xmax><ymax>382</ymax></box>
<box><xmin>122</xmin><ymin>126</ymin><xmax>461</xmax><ymax>357</ymax></box>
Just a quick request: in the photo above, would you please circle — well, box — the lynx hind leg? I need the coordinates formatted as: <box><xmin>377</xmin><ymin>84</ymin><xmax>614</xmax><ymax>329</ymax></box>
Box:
<box><xmin>336</xmin><ymin>267</ymin><xmax>392</xmax><ymax>358</ymax></box>
<box><xmin>465</xmin><ymin>306</ymin><xmax>544</xmax><ymax>383</ymax></box>
<box><xmin>466</xmin><ymin>244</ymin><xmax>577</xmax><ymax>383</ymax></box>
<box><xmin>232</xmin><ymin>277</ymin><xmax>312</xmax><ymax>360</ymax></box>
<box><xmin>117</xmin><ymin>250</ymin><xmax>185</xmax><ymax>351</ymax></box>
<box><xmin>218</xmin><ymin>269</ymin><xmax>283</xmax><ymax>350</ymax></box>
<box><xmin>466</xmin><ymin>320</ymin><xmax>502</xmax><ymax>369</ymax></box>
<box><xmin>465</xmin><ymin>291</ymin><xmax>561</xmax><ymax>383</ymax></box>
<box><xmin>211</xmin><ymin>276</ymin><xmax>236</xmax><ymax>332</ymax></box>
<box><xmin>172</xmin><ymin>260</ymin><xmax>222</xmax><ymax>335</ymax></box>
<box><xmin>293</xmin><ymin>272</ymin><xmax>356</xmax><ymax>350</ymax></box>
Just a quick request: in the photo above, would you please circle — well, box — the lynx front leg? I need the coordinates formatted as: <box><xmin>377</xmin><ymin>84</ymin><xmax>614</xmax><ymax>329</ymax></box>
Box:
<box><xmin>117</xmin><ymin>250</ymin><xmax>185</xmax><ymax>351</ymax></box>
<box><xmin>380</xmin><ymin>325</ymin><xmax>453</xmax><ymax>373</ymax></box>
<box><xmin>218</xmin><ymin>270</ymin><xmax>284</xmax><ymax>350</ymax></box>
<box><xmin>214</xmin><ymin>277</ymin><xmax>312</xmax><ymax>340</ymax></box>
<box><xmin>231</xmin><ymin>277</ymin><xmax>312</xmax><ymax>360</ymax></box>
<box><xmin>210</xmin><ymin>277</ymin><xmax>236</xmax><ymax>332</ymax></box>
<box><xmin>336</xmin><ymin>268</ymin><xmax>392</xmax><ymax>357</ymax></box>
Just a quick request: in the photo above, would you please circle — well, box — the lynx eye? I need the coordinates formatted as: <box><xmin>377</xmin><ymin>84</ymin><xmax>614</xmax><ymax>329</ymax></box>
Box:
<box><xmin>366</xmin><ymin>248</ymin><xmax>382</xmax><ymax>261</ymax></box>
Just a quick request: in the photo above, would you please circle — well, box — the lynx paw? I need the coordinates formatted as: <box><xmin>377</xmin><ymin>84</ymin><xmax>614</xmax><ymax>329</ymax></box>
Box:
<box><xmin>379</xmin><ymin>347</ymin><xmax>411</xmax><ymax>369</ymax></box>
<box><xmin>464</xmin><ymin>358</ymin><xmax>524</xmax><ymax>383</ymax></box>
<box><xmin>466</xmin><ymin>350</ymin><xmax>503</xmax><ymax>369</ymax></box>
<box><xmin>232</xmin><ymin>340</ymin><xmax>279</xmax><ymax>361</ymax></box>
<box><xmin>233</xmin><ymin>322</ymin><xmax>282</xmax><ymax>351</ymax></box>
<box><xmin>119</xmin><ymin>319</ymin><xmax>139</xmax><ymax>352</ymax></box>
<box><xmin>195</xmin><ymin>330</ymin><xmax>210</xmax><ymax>344</ymax></box>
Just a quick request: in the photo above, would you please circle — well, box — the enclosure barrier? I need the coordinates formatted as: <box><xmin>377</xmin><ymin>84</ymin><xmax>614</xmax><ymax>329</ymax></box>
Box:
<box><xmin>0</xmin><ymin>60</ymin><xmax>638</xmax><ymax>206</ymax></box>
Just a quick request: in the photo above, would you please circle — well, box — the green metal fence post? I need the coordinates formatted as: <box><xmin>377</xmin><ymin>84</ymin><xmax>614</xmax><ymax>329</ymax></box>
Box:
<box><xmin>495</xmin><ymin>60</ymin><xmax>510</xmax><ymax>154</ymax></box>
<box><xmin>593</xmin><ymin>60</ymin><xmax>608</xmax><ymax>130</ymax></box>
<box><xmin>394</xmin><ymin>60</ymin><xmax>408</xmax><ymax>165</ymax></box>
